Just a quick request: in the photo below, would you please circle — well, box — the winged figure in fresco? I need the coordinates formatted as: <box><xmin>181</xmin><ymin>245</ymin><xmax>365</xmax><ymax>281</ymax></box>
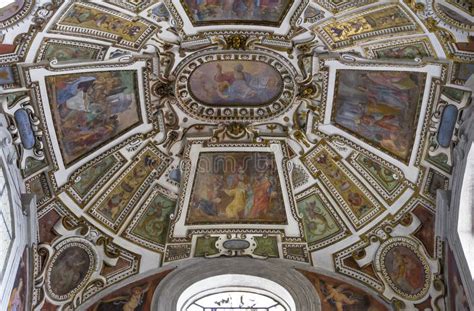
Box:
<box><xmin>94</xmin><ymin>284</ymin><xmax>150</xmax><ymax>311</ymax></box>
<box><xmin>318</xmin><ymin>279</ymin><xmax>372</xmax><ymax>311</ymax></box>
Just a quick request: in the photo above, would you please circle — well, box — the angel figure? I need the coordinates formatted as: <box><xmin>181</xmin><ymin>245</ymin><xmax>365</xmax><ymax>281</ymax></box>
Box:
<box><xmin>95</xmin><ymin>284</ymin><xmax>150</xmax><ymax>311</ymax></box>
<box><xmin>322</xmin><ymin>282</ymin><xmax>359</xmax><ymax>311</ymax></box>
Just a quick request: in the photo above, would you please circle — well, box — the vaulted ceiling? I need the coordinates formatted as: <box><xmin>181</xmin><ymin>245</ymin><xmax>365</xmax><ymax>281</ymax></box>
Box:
<box><xmin>0</xmin><ymin>0</ymin><xmax>473</xmax><ymax>310</ymax></box>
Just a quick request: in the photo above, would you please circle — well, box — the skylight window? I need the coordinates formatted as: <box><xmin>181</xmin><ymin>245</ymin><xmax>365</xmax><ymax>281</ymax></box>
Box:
<box><xmin>187</xmin><ymin>291</ymin><xmax>286</xmax><ymax>311</ymax></box>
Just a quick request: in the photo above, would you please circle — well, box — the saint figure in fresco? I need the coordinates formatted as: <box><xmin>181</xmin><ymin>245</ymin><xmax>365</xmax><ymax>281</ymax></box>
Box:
<box><xmin>194</xmin><ymin>174</ymin><xmax>222</xmax><ymax>216</ymax></box>
<box><xmin>52</xmin><ymin>248</ymin><xmax>90</xmax><ymax>293</ymax></box>
<box><xmin>214</xmin><ymin>63</ymin><xmax>257</xmax><ymax>100</ymax></box>
<box><xmin>224</xmin><ymin>179</ymin><xmax>247</xmax><ymax>218</ymax></box>
<box><xmin>103</xmin><ymin>192</ymin><xmax>125</xmax><ymax>220</ymax></box>
<box><xmin>53</xmin><ymin>72</ymin><xmax>135</xmax><ymax>161</ymax></box>
<box><xmin>390</xmin><ymin>248</ymin><xmax>424</xmax><ymax>293</ymax></box>
<box><xmin>250</xmin><ymin>173</ymin><xmax>273</xmax><ymax>218</ymax></box>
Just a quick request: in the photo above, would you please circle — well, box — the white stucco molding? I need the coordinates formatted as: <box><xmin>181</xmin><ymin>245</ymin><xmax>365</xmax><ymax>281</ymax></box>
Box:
<box><xmin>0</xmin><ymin>114</ymin><xmax>37</xmax><ymax>311</ymax></box>
<box><xmin>442</xmin><ymin>100</ymin><xmax>474</xmax><ymax>309</ymax></box>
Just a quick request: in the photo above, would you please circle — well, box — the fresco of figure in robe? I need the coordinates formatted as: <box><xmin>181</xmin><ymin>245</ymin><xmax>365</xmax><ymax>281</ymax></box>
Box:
<box><xmin>187</xmin><ymin>152</ymin><xmax>287</xmax><ymax>224</ymax></box>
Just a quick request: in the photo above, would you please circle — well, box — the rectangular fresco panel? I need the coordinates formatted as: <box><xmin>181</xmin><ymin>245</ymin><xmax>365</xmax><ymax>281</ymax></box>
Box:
<box><xmin>71</xmin><ymin>155</ymin><xmax>119</xmax><ymax>198</ymax></box>
<box><xmin>332</xmin><ymin>70</ymin><xmax>426</xmax><ymax>161</ymax></box>
<box><xmin>93</xmin><ymin>149</ymin><xmax>162</xmax><ymax>225</ymax></box>
<box><xmin>187</xmin><ymin>152</ymin><xmax>286</xmax><ymax>224</ymax></box>
<box><xmin>181</xmin><ymin>0</ymin><xmax>293</xmax><ymax>25</ymax></box>
<box><xmin>302</xmin><ymin>142</ymin><xmax>385</xmax><ymax>230</ymax></box>
<box><xmin>46</xmin><ymin>71</ymin><xmax>141</xmax><ymax>165</ymax></box>
<box><xmin>317</xmin><ymin>5</ymin><xmax>419</xmax><ymax>48</ymax></box>
<box><xmin>297</xmin><ymin>191</ymin><xmax>346</xmax><ymax>248</ymax></box>
<box><xmin>371</xmin><ymin>42</ymin><xmax>432</xmax><ymax>59</ymax></box>
<box><xmin>129</xmin><ymin>192</ymin><xmax>176</xmax><ymax>246</ymax></box>
<box><xmin>38</xmin><ymin>41</ymin><xmax>105</xmax><ymax>63</ymax></box>
<box><xmin>59</xmin><ymin>3</ymin><xmax>151</xmax><ymax>42</ymax></box>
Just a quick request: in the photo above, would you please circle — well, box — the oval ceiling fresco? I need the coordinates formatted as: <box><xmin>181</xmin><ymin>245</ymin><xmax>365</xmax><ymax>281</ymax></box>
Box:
<box><xmin>45</xmin><ymin>241</ymin><xmax>96</xmax><ymax>301</ymax></box>
<box><xmin>375</xmin><ymin>237</ymin><xmax>431</xmax><ymax>301</ymax></box>
<box><xmin>188</xmin><ymin>60</ymin><xmax>283</xmax><ymax>107</ymax></box>
<box><xmin>175</xmin><ymin>51</ymin><xmax>296</xmax><ymax>121</ymax></box>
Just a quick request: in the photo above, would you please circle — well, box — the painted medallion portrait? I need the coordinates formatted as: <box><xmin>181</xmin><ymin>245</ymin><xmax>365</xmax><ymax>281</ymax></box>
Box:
<box><xmin>48</xmin><ymin>245</ymin><xmax>93</xmax><ymax>299</ymax></box>
<box><xmin>46</xmin><ymin>71</ymin><xmax>141</xmax><ymax>165</ymax></box>
<box><xmin>187</xmin><ymin>152</ymin><xmax>286</xmax><ymax>224</ymax></box>
<box><xmin>382</xmin><ymin>244</ymin><xmax>429</xmax><ymax>298</ymax></box>
<box><xmin>332</xmin><ymin>70</ymin><xmax>426</xmax><ymax>161</ymax></box>
<box><xmin>181</xmin><ymin>0</ymin><xmax>293</xmax><ymax>25</ymax></box>
<box><xmin>189</xmin><ymin>61</ymin><xmax>283</xmax><ymax>107</ymax></box>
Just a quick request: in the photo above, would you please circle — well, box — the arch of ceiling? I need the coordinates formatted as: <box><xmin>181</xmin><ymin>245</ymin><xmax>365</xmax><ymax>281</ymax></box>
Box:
<box><xmin>0</xmin><ymin>0</ymin><xmax>473</xmax><ymax>310</ymax></box>
<box><xmin>77</xmin><ymin>257</ymin><xmax>393</xmax><ymax>310</ymax></box>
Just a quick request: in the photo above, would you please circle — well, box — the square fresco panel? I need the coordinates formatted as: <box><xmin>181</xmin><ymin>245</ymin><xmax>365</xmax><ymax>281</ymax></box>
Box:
<box><xmin>332</xmin><ymin>70</ymin><xmax>426</xmax><ymax>161</ymax></box>
<box><xmin>187</xmin><ymin>152</ymin><xmax>287</xmax><ymax>224</ymax></box>
<box><xmin>46</xmin><ymin>71</ymin><xmax>141</xmax><ymax>166</ymax></box>
<box><xmin>181</xmin><ymin>0</ymin><xmax>293</xmax><ymax>25</ymax></box>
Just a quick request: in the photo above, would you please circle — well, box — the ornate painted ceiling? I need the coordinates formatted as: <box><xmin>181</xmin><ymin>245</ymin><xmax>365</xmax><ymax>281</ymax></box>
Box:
<box><xmin>0</xmin><ymin>0</ymin><xmax>473</xmax><ymax>310</ymax></box>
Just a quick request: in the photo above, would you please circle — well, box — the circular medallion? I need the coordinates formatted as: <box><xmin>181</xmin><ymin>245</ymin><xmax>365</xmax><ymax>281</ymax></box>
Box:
<box><xmin>174</xmin><ymin>50</ymin><xmax>297</xmax><ymax>121</ymax></box>
<box><xmin>45</xmin><ymin>239</ymin><xmax>97</xmax><ymax>301</ymax></box>
<box><xmin>375</xmin><ymin>237</ymin><xmax>431</xmax><ymax>300</ymax></box>
<box><xmin>0</xmin><ymin>0</ymin><xmax>34</xmax><ymax>28</ymax></box>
